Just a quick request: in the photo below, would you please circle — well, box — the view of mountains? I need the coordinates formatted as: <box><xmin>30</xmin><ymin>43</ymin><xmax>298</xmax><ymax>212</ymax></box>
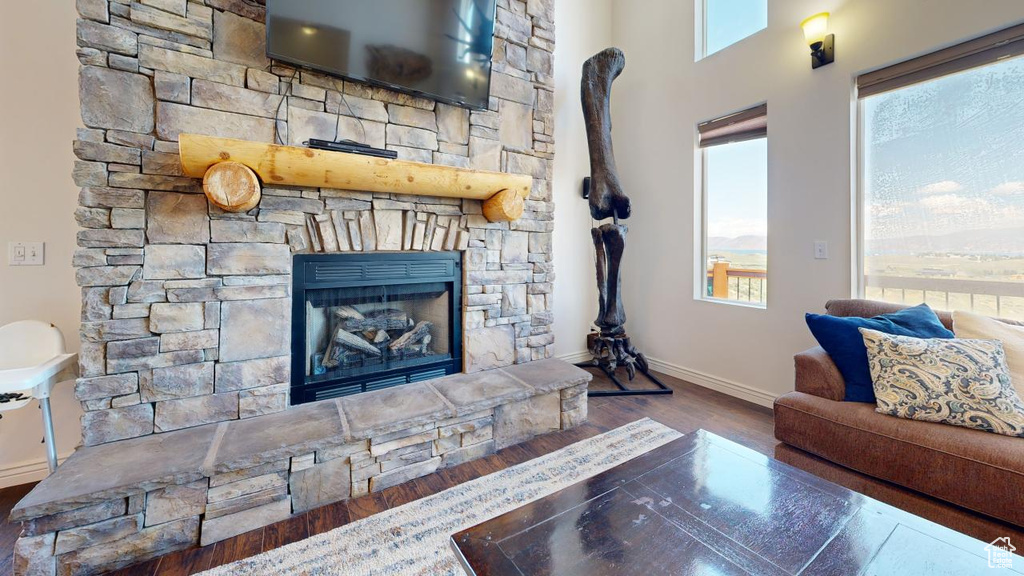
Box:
<box><xmin>708</xmin><ymin>228</ymin><xmax>1024</xmax><ymax>256</ymax></box>
<box><xmin>867</xmin><ymin>227</ymin><xmax>1024</xmax><ymax>256</ymax></box>
<box><xmin>707</xmin><ymin>235</ymin><xmax>767</xmax><ymax>251</ymax></box>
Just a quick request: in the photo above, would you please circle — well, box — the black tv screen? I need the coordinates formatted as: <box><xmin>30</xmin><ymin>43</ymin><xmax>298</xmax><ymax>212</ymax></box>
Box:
<box><xmin>266</xmin><ymin>0</ymin><xmax>497</xmax><ymax>110</ymax></box>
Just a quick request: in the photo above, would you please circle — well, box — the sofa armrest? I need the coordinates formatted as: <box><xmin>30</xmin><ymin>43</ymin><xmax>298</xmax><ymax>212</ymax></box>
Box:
<box><xmin>794</xmin><ymin>346</ymin><xmax>845</xmax><ymax>401</ymax></box>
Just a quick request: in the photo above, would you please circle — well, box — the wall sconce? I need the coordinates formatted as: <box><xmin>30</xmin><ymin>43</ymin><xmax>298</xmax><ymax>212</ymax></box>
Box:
<box><xmin>801</xmin><ymin>12</ymin><xmax>834</xmax><ymax>69</ymax></box>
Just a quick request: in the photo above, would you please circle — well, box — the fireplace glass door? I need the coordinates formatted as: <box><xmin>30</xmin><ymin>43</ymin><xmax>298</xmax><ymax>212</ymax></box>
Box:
<box><xmin>292</xmin><ymin>253</ymin><xmax>462</xmax><ymax>403</ymax></box>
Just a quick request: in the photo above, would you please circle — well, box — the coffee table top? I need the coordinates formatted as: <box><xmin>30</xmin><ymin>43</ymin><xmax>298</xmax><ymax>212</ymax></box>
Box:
<box><xmin>452</xmin><ymin>429</ymin><xmax>1023</xmax><ymax>575</ymax></box>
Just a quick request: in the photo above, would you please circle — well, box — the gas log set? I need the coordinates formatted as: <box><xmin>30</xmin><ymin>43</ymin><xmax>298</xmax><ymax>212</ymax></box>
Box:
<box><xmin>318</xmin><ymin>306</ymin><xmax>435</xmax><ymax>372</ymax></box>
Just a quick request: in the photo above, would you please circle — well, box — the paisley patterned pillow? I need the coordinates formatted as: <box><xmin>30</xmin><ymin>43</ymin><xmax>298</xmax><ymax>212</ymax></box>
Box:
<box><xmin>859</xmin><ymin>328</ymin><xmax>1024</xmax><ymax>437</ymax></box>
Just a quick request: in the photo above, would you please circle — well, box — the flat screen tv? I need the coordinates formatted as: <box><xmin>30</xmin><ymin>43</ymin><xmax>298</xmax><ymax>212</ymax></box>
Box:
<box><xmin>266</xmin><ymin>0</ymin><xmax>497</xmax><ymax>111</ymax></box>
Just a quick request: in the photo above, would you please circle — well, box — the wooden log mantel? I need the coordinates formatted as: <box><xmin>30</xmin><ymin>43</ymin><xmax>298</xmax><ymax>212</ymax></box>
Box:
<box><xmin>178</xmin><ymin>134</ymin><xmax>532</xmax><ymax>221</ymax></box>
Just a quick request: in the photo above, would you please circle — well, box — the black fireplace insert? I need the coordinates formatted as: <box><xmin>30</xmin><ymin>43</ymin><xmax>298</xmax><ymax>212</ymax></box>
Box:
<box><xmin>290</xmin><ymin>252</ymin><xmax>463</xmax><ymax>404</ymax></box>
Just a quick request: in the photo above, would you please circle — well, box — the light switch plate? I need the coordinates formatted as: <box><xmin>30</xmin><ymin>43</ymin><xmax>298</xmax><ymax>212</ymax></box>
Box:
<box><xmin>814</xmin><ymin>240</ymin><xmax>829</xmax><ymax>260</ymax></box>
<box><xmin>8</xmin><ymin>242</ymin><xmax>44</xmax><ymax>266</ymax></box>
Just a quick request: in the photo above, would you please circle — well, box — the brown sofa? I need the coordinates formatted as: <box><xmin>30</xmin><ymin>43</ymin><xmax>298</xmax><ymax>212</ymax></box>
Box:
<box><xmin>774</xmin><ymin>299</ymin><xmax>1024</xmax><ymax>527</ymax></box>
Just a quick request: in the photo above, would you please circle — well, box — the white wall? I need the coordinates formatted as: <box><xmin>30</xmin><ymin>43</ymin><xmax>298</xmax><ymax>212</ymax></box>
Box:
<box><xmin>609</xmin><ymin>0</ymin><xmax>1024</xmax><ymax>405</ymax></box>
<box><xmin>552</xmin><ymin>0</ymin><xmax>611</xmax><ymax>360</ymax></box>
<box><xmin>0</xmin><ymin>1</ymin><xmax>84</xmax><ymax>486</ymax></box>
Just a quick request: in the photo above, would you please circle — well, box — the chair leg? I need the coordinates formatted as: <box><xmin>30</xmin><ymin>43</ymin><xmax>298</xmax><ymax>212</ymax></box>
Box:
<box><xmin>39</xmin><ymin>397</ymin><xmax>58</xmax><ymax>473</ymax></box>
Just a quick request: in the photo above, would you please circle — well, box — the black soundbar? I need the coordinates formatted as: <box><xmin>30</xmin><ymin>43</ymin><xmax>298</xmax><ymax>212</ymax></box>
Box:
<box><xmin>305</xmin><ymin>139</ymin><xmax>398</xmax><ymax>160</ymax></box>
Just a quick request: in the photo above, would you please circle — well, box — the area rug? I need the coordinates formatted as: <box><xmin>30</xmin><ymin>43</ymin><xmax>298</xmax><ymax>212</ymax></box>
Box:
<box><xmin>201</xmin><ymin>418</ymin><xmax>683</xmax><ymax>575</ymax></box>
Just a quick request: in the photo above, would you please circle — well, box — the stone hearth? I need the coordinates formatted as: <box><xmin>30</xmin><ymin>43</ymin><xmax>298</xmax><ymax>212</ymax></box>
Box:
<box><xmin>12</xmin><ymin>360</ymin><xmax>590</xmax><ymax>575</ymax></box>
<box><xmin>72</xmin><ymin>0</ymin><xmax>557</xmax><ymax>446</ymax></box>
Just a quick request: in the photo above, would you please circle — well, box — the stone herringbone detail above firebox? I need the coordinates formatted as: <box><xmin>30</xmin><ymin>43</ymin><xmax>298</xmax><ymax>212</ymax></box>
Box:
<box><xmin>72</xmin><ymin>0</ymin><xmax>557</xmax><ymax>446</ymax></box>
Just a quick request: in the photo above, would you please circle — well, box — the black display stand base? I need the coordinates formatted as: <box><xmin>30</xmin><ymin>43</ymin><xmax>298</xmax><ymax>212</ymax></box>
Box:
<box><xmin>576</xmin><ymin>361</ymin><xmax>673</xmax><ymax>396</ymax></box>
<box><xmin>575</xmin><ymin>332</ymin><xmax>674</xmax><ymax>397</ymax></box>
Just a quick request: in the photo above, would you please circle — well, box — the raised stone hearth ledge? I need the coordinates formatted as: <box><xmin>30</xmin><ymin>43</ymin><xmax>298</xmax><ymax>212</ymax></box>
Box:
<box><xmin>11</xmin><ymin>360</ymin><xmax>588</xmax><ymax>575</ymax></box>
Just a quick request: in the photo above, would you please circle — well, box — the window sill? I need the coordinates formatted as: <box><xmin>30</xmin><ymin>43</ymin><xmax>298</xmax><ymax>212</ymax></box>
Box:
<box><xmin>696</xmin><ymin>296</ymin><xmax>767</xmax><ymax>310</ymax></box>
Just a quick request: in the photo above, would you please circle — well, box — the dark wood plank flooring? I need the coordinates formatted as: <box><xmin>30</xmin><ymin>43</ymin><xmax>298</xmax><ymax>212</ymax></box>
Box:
<box><xmin>0</xmin><ymin>369</ymin><xmax>1019</xmax><ymax>575</ymax></box>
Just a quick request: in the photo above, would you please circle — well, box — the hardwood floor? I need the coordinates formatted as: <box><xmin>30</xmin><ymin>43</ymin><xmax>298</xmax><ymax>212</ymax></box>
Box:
<box><xmin>0</xmin><ymin>483</ymin><xmax>34</xmax><ymax>575</ymax></box>
<box><xmin>0</xmin><ymin>369</ymin><xmax>1019</xmax><ymax>575</ymax></box>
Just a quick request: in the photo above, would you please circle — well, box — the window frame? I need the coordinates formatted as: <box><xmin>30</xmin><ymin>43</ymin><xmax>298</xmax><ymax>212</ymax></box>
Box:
<box><xmin>694</xmin><ymin>0</ymin><xmax>707</xmax><ymax>61</ymax></box>
<box><xmin>695</xmin><ymin>104</ymin><xmax>769</xmax><ymax>309</ymax></box>
<box><xmin>854</xmin><ymin>98</ymin><xmax>867</xmax><ymax>300</ymax></box>
<box><xmin>695</xmin><ymin>0</ymin><xmax>769</xmax><ymax>61</ymax></box>
<box><xmin>854</xmin><ymin>23</ymin><xmax>1024</xmax><ymax>302</ymax></box>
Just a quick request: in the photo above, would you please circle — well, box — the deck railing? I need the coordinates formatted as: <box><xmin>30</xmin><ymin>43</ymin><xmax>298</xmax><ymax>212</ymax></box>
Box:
<box><xmin>700</xmin><ymin>269</ymin><xmax>1024</xmax><ymax>315</ymax></box>
<box><xmin>707</xmin><ymin>262</ymin><xmax>767</xmax><ymax>303</ymax></box>
<box><xmin>864</xmin><ymin>275</ymin><xmax>1024</xmax><ymax>319</ymax></box>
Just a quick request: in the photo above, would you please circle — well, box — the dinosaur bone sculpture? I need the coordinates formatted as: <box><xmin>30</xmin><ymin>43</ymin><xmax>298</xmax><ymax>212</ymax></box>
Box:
<box><xmin>580</xmin><ymin>48</ymin><xmax>668</xmax><ymax>395</ymax></box>
<box><xmin>582</xmin><ymin>48</ymin><xmax>631</xmax><ymax>222</ymax></box>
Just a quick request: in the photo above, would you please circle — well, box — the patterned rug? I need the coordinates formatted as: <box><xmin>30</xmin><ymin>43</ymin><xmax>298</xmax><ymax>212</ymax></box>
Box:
<box><xmin>200</xmin><ymin>418</ymin><xmax>683</xmax><ymax>575</ymax></box>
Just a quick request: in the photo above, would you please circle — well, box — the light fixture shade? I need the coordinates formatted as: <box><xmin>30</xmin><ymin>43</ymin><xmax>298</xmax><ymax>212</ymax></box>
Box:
<box><xmin>801</xmin><ymin>12</ymin><xmax>830</xmax><ymax>47</ymax></box>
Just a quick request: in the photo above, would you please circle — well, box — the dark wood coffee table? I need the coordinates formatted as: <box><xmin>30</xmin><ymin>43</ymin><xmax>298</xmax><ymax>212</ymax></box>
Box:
<box><xmin>452</xmin><ymin>429</ymin><xmax>1023</xmax><ymax>575</ymax></box>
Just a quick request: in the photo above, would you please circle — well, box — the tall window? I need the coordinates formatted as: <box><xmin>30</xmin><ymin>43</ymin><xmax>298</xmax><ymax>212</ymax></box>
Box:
<box><xmin>858</xmin><ymin>24</ymin><xmax>1024</xmax><ymax>320</ymax></box>
<box><xmin>698</xmin><ymin>0</ymin><xmax>768</xmax><ymax>59</ymax></box>
<box><xmin>698</xmin><ymin>105</ymin><xmax>768</xmax><ymax>306</ymax></box>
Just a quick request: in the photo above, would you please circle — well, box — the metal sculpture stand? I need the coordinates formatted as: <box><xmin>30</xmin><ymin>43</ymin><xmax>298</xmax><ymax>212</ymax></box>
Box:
<box><xmin>577</xmin><ymin>48</ymin><xmax>671</xmax><ymax>397</ymax></box>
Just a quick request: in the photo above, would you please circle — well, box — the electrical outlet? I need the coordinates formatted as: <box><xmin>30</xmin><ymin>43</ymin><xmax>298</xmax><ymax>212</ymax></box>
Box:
<box><xmin>8</xmin><ymin>242</ymin><xmax>44</xmax><ymax>266</ymax></box>
<box><xmin>814</xmin><ymin>240</ymin><xmax>829</xmax><ymax>260</ymax></box>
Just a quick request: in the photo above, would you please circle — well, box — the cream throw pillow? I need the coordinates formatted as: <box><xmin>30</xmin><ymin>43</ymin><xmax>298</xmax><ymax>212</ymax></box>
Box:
<box><xmin>953</xmin><ymin>310</ymin><xmax>1024</xmax><ymax>399</ymax></box>
<box><xmin>859</xmin><ymin>328</ymin><xmax>1024</xmax><ymax>438</ymax></box>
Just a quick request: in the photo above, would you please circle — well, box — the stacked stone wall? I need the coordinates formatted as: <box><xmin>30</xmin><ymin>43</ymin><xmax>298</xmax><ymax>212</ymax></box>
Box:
<box><xmin>72</xmin><ymin>0</ymin><xmax>557</xmax><ymax>445</ymax></box>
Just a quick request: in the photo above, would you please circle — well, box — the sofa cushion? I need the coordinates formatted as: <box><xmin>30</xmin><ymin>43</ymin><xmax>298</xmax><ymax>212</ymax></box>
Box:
<box><xmin>773</xmin><ymin>391</ymin><xmax>1024</xmax><ymax>527</ymax></box>
<box><xmin>954</xmin><ymin>310</ymin><xmax>1024</xmax><ymax>399</ymax></box>
<box><xmin>861</xmin><ymin>329</ymin><xmax>1024</xmax><ymax>438</ymax></box>
<box><xmin>806</xmin><ymin>303</ymin><xmax>953</xmax><ymax>402</ymax></box>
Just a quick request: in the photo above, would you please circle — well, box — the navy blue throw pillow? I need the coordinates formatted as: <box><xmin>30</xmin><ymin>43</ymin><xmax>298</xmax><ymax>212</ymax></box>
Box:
<box><xmin>805</xmin><ymin>304</ymin><xmax>953</xmax><ymax>403</ymax></box>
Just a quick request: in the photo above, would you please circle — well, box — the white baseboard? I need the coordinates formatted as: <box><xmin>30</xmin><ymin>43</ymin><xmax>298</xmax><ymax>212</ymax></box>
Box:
<box><xmin>557</xmin><ymin>350</ymin><xmax>777</xmax><ymax>409</ymax></box>
<box><xmin>556</xmin><ymin>350</ymin><xmax>592</xmax><ymax>364</ymax></box>
<box><xmin>0</xmin><ymin>454</ymin><xmax>71</xmax><ymax>489</ymax></box>
<box><xmin>645</xmin><ymin>357</ymin><xmax>778</xmax><ymax>409</ymax></box>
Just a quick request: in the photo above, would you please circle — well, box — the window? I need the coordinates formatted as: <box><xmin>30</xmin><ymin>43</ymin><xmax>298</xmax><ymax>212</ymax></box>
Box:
<box><xmin>858</xmin><ymin>24</ymin><xmax>1024</xmax><ymax>320</ymax></box>
<box><xmin>698</xmin><ymin>0</ymin><xmax>767</xmax><ymax>59</ymax></box>
<box><xmin>698</xmin><ymin>104</ymin><xmax>768</xmax><ymax>306</ymax></box>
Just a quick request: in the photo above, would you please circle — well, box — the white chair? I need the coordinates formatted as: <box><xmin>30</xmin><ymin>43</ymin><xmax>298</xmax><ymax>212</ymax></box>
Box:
<box><xmin>0</xmin><ymin>321</ymin><xmax>78</xmax><ymax>473</ymax></box>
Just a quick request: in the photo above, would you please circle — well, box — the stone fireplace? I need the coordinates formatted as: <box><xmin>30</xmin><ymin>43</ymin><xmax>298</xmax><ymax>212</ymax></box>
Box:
<box><xmin>71</xmin><ymin>0</ymin><xmax>558</xmax><ymax>448</ymax></box>
<box><xmin>291</xmin><ymin>251</ymin><xmax>463</xmax><ymax>403</ymax></box>
<box><xmin>7</xmin><ymin>2</ymin><xmax>585</xmax><ymax>573</ymax></box>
